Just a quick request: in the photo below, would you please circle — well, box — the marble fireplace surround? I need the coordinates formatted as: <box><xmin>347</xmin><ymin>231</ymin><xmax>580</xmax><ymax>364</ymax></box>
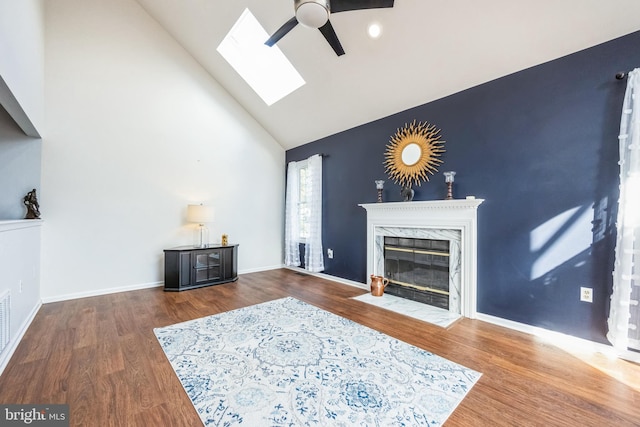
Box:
<box><xmin>359</xmin><ymin>199</ymin><xmax>484</xmax><ymax>319</ymax></box>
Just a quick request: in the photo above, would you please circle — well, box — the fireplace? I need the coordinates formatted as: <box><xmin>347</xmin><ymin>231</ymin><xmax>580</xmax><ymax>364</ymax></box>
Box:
<box><xmin>384</xmin><ymin>237</ymin><xmax>451</xmax><ymax>309</ymax></box>
<box><xmin>360</xmin><ymin>199</ymin><xmax>483</xmax><ymax>318</ymax></box>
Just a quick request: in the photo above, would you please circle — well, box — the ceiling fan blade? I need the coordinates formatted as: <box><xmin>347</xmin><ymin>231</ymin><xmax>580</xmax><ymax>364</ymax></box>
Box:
<box><xmin>318</xmin><ymin>20</ymin><xmax>345</xmax><ymax>56</ymax></box>
<box><xmin>331</xmin><ymin>0</ymin><xmax>394</xmax><ymax>13</ymax></box>
<box><xmin>265</xmin><ymin>16</ymin><xmax>299</xmax><ymax>46</ymax></box>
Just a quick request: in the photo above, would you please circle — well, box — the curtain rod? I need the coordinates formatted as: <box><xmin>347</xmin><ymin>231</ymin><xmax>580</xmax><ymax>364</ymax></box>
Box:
<box><xmin>616</xmin><ymin>72</ymin><xmax>627</xmax><ymax>80</ymax></box>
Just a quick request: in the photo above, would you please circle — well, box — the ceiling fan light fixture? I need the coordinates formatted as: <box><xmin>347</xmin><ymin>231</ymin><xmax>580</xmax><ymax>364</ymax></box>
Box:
<box><xmin>295</xmin><ymin>0</ymin><xmax>329</xmax><ymax>29</ymax></box>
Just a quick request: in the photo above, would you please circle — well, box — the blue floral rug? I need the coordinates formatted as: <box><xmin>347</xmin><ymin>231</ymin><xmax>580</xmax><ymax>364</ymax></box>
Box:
<box><xmin>154</xmin><ymin>297</ymin><xmax>481</xmax><ymax>426</ymax></box>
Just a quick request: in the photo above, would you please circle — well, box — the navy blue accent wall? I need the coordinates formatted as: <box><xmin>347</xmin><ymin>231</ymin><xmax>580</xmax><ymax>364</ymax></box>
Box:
<box><xmin>286</xmin><ymin>31</ymin><xmax>640</xmax><ymax>343</ymax></box>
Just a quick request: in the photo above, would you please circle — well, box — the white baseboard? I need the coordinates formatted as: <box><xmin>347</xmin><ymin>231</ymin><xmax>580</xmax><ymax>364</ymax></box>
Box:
<box><xmin>239</xmin><ymin>264</ymin><xmax>285</xmax><ymax>275</ymax></box>
<box><xmin>475</xmin><ymin>312</ymin><xmax>627</xmax><ymax>359</ymax></box>
<box><xmin>40</xmin><ymin>265</ymin><xmax>295</xmax><ymax>304</ymax></box>
<box><xmin>39</xmin><ymin>265</ymin><xmax>286</xmax><ymax>303</ymax></box>
<box><xmin>41</xmin><ymin>281</ymin><xmax>164</xmax><ymax>304</ymax></box>
<box><xmin>284</xmin><ymin>266</ymin><xmax>368</xmax><ymax>291</ymax></box>
<box><xmin>0</xmin><ymin>300</ymin><xmax>42</xmax><ymax>376</ymax></box>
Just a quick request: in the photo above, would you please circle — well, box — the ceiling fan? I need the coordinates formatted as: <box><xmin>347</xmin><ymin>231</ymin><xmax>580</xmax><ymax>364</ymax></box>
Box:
<box><xmin>265</xmin><ymin>0</ymin><xmax>395</xmax><ymax>56</ymax></box>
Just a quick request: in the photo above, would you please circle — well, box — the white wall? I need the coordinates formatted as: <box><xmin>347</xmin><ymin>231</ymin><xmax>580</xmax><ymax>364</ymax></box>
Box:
<box><xmin>0</xmin><ymin>0</ymin><xmax>44</xmax><ymax>136</ymax></box>
<box><xmin>41</xmin><ymin>0</ymin><xmax>285</xmax><ymax>300</ymax></box>
<box><xmin>0</xmin><ymin>105</ymin><xmax>42</xmax><ymax>219</ymax></box>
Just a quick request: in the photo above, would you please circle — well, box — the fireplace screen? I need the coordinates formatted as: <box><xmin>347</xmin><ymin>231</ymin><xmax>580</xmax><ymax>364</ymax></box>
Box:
<box><xmin>383</xmin><ymin>237</ymin><xmax>450</xmax><ymax>309</ymax></box>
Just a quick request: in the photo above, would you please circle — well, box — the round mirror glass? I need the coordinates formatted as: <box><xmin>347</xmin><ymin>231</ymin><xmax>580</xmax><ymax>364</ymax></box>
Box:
<box><xmin>401</xmin><ymin>143</ymin><xmax>422</xmax><ymax>166</ymax></box>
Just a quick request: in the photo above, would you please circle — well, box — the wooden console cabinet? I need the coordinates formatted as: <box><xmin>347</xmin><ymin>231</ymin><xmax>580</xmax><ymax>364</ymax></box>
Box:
<box><xmin>163</xmin><ymin>244</ymin><xmax>238</xmax><ymax>291</ymax></box>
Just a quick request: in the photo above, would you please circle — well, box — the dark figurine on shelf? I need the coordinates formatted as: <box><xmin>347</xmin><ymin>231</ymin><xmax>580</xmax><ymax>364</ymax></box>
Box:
<box><xmin>23</xmin><ymin>189</ymin><xmax>41</xmax><ymax>219</ymax></box>
<box><xmin>401</xmin><ymin>186</ymin><xmax>414</xmax><ymax>202</ymax></box>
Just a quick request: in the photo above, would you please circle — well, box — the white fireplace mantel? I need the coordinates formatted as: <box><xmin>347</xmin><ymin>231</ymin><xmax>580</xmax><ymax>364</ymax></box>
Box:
<box><xmin>359</xmin><ymin>199</ymin><xmax>484</xmax><ymax>319</ymax></box>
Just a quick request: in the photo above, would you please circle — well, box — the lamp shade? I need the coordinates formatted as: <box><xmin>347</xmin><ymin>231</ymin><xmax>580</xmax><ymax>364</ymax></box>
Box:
<box><xmin>187</xmin><ymin>204</ymin><xmax>214</xmax><ymax>224</ymax></box>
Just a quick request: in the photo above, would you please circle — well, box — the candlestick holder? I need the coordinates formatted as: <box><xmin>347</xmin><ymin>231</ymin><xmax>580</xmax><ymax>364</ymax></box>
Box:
<box><xmin>375</xmin><ymin>180</ymin><xmax>385</xmax><ymax>203</ymax></box>
<box><xmin>444</xmin><ymin>171</ymin><xmax>456</xmax><ymax>200</ymax></box>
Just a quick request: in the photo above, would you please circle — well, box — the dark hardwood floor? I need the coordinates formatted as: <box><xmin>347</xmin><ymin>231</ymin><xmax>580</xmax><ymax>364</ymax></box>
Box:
<box><xmin>1</xmin><ymin>269</ymin><xmax>639</xmax><ymax>426</ymax></box>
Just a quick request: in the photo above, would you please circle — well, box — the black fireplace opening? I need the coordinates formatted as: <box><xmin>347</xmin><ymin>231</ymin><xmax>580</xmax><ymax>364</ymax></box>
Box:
<box><xmin>383</xmin><ymin>237</ymin><xmax>450</xmax><ymax>310</ymax></box>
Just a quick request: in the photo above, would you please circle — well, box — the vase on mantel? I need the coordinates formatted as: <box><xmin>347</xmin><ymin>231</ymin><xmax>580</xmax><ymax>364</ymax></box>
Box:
<box><xmin>444</xmin><ymin>171</ymin><xmax>456</xmax><ymax>200</ymax></box>
<box><xmin>375</xmin><ymin>180</ymin><xmax>385</xmax><ymax>202</ymax></box>
<box><xmin>401</xmin><ymin>186</ymin><xmax>414</xmax><ymax>201</ymax></box>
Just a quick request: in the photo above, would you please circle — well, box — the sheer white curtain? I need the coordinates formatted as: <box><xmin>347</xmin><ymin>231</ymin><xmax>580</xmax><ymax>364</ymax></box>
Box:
<box><xmin>608</xmin><ymin>68</ymin><xmax>640</xmax><ymax>351</ymax></box>
<box><xmin>284</xmin><ymin>161</ymin><xmax>301</xmax><ymax>267</ymax></box>
<box><xmin>305</xmin><ymin>154</ymin><xmax>324</xmax><ymax>272</ymax></box>
<box><xmin>284</xmin><ymin>154</ymin><xmax>324</xmax><ymax>272</ymax></box>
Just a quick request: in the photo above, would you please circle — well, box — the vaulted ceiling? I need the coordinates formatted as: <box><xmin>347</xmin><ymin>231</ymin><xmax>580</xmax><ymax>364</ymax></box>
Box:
<box><xmin>134</xmin><ymin>0</ymin><xmax>640</xmax><ymax>150</ymax></box>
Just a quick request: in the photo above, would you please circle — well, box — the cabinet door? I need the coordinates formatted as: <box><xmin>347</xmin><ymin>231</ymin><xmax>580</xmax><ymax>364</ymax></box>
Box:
<box><xmin>220</xmin><ymin>246</ymin><xmax>237</xmax><ymax>280</ymax></box>
<box><xmin>179</xmin><ymin>252</ymin><xmax>191</xmax><ymax>287</ymax></box>
<box><xmin>193</xmin><ymin>250</ymin><xmax>221</xmax><ymax>284</ymax></box>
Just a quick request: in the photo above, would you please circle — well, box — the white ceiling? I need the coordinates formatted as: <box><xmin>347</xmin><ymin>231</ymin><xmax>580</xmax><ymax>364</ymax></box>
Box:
<box><xmin>134</xmin><ymin>0</ymin><xmax>640</xmax><ymax>150</ymax></box>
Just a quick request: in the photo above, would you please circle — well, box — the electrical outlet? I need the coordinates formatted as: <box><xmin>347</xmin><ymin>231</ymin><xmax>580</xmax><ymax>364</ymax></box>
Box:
<box><xmin>580</xmin><ymin>287</ymin><xmax>593</xmax><ymax>303</ymax></box>
<box><xmin>327</xmin><ymin>249</ymin><xmax>334</xmax><ymax>259</ymax></box>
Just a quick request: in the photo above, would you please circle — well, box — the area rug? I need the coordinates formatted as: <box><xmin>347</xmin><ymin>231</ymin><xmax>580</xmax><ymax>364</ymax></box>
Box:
<box><xmin>154</xmin><ymin>297</ymin><xmax>481</xmax><ymax>426</ymax></box>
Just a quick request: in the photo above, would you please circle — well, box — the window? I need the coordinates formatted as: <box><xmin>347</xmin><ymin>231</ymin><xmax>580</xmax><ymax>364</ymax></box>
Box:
<box><xmin>298</xmin><ymin>162</ymin><xmax>310</xmax><ymax>241</ymax></box>
<box><xmin>217</xmin><ymin>8</ymin><xmax>305</xmax><ymax>106</ymax></box>
<box><xmin>284</xmin><ymin>155</ymin><xmax>324</xmax><ymax>272</ymax></box>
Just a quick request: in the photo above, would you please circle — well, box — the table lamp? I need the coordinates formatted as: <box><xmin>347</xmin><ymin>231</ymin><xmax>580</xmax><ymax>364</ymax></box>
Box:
<box><xmin>187</xmin><ymin>204</ymin><xmax>214</xmax><ymax>248</ymax></box>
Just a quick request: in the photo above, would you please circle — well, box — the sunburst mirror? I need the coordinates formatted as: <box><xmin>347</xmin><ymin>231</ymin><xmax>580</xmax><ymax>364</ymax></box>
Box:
<box><xmin>384</xmin><ymin>120</ymin><xmax>445</xmax><ymax>188</ymax></box>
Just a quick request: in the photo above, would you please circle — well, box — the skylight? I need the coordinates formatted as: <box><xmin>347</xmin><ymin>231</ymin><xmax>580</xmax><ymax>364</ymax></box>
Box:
<box><xmin>217</xmin><ymin>9</ymin><xmax>305</xmax><ymax>106</ymax></box>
